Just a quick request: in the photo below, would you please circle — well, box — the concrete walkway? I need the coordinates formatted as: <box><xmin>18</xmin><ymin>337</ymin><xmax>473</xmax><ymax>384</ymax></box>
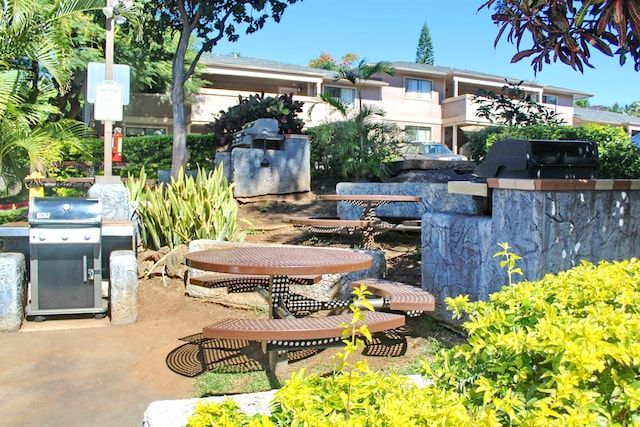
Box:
<box><xmin>0</xmin><ymin>318</ymin><xmax>198</xmax><ymax>426</ymax></box>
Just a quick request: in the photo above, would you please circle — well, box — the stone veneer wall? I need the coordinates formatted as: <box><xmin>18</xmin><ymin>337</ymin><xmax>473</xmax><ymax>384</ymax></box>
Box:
<box><xmin>423</xmin><ymin>179</ymin><xmax>640</xmax><ymax>324</ymax></box>
<box><xmin>335</xmin><ymin>182</ymin><xmax>485</xmax><ymax>219</ymax></box>
<box><xmin>216</xmin><ymin>135</ymin><xmax>310</xmax><ymax>198</ymax></box>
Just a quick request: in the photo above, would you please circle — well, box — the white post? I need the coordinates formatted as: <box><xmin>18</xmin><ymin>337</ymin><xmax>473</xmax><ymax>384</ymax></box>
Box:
<box><xmin>102</xmin><ymin>0</ymin><xmax>115</xmax><ymax>180</ymax></box>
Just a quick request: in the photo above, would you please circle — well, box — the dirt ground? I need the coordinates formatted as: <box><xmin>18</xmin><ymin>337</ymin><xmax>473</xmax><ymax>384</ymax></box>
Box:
<box><xmin>136</xmin><ymin>180</ymin><xmax>465</xmax><ymax>394</ymax></box>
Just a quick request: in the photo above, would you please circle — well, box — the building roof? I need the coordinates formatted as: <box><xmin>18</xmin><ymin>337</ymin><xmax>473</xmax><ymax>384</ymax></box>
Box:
<box><xmin>201</xmin><ymin>53</ymin><xmax>331</xmax><ymax>77</ymax></box>
<box><xmin>390</xmin><ymin>61</ymin><xmax>593</xmax><ymax>99</ymax></box>
<box><xmin>574</xmin><ymin>108</ymin><xmax>640</xmax><ymax>126</ymax></box>
<box><xmin>199</xmin><ymin>54</ymin><xmax>593</xmax><ymax>98</ymax></box>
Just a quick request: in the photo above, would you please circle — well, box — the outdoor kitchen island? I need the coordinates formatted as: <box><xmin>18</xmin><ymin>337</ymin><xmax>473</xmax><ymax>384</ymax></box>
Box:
<box><xmin>426</xmin><ymin>178</ymin><xmax>640</xmax><ymax>323</ymax></box>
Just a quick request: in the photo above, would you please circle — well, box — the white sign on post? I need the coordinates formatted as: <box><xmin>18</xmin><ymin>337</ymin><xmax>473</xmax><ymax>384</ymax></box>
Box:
<box><xmin>94</xmin><ymin>80</ymin><xmax>123</xmax><ymax>121</ymax></box>
<box><xmin>86</xmin><ymin>62</ymin><xmax>130</xmax><ymax>104</ymax></box>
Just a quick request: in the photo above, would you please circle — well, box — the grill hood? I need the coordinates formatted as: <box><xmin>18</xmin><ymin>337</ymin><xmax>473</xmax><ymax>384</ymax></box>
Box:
<box><xmin>473</xmin><ymin>139</ymin><xmax>599</xmax><ymax>180</ymax></box>
<box><xmin>28</xmin><ymin>197</ymin><xmax>103</xmax><ymax>226</ymax></box>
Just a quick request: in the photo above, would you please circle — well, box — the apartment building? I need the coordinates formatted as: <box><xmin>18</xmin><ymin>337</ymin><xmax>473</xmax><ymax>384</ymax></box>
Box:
<box><xmin>119</xmin><ymin>55</ymin><xmax>592</xmax><ymax>154</ymax></box>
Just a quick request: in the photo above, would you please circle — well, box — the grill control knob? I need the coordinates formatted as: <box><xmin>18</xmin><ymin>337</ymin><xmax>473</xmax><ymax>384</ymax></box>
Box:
<box><xmin>38</xmin><ymin>232</ymin><xmax>46</xmax><ymax>242</ymax></box>
<box><xmin>63</xmin><ymin>203</ymin><xmax>71</xmax><ymax>211</ymax></box>
<box><xmin>61</xmin><ymin>234</ymin><xmax>69</xmax><ymax>241</ymax></box>
<box><xmin>84</xmin><ymin>232</ymin><xmax>92</xmax><ymax>241</ymax></box>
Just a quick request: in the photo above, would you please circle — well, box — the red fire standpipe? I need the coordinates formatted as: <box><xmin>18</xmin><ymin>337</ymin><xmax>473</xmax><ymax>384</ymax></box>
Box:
<box><xmin>112</xmin><ymin>127</ymin><xmax>123</xmax><ymax>162</ymax></box>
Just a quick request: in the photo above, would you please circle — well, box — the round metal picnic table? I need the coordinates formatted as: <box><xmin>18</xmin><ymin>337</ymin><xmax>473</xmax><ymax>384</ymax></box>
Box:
<box><xmin>185</xmin><ymin>245</ymin><xmax>373</xmax><ymax>276</ymax></box>
<box><xmin>185</xmin><ymin>245</ymin><xmax>374</xmax><ymax>319</ymax></box>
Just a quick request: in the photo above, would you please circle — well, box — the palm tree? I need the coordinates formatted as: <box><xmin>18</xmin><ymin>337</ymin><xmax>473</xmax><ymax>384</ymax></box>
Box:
<box><xmin>332</xmin><ymin>60</ymin><xmax>395</xmax><ymax>162</ymax></box>
<box><xmin>0</xmin><ymin>0</ymin><xmax>102</xmax><ymax>191</ymax></box>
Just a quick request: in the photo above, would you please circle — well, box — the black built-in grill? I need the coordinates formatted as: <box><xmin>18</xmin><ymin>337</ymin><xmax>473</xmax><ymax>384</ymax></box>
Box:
<box><xmin>473</xmin><ymin>139</ymin><xmax>599</xmax><ymax>180</ymax></box>
<box><xmin>27</xmin><ymin>197</ymin><xmax>107</xmax><ymax>318</ymax></box>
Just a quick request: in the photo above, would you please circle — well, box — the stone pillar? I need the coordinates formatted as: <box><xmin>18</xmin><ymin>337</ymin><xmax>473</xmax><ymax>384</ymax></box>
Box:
<box><xmin>109</xmin><ymin>250</ymin><xmax>138</xmax><ymax>325</ymax></box>
<box><xmin>0</xmin><ymin>253</ymin><xmax>26</xmax><ymax>331</ymax></box>
<box><xmin>88</xmin><ymin>181</ymin><xmax>130</xmax><ymax>220</ymax></box>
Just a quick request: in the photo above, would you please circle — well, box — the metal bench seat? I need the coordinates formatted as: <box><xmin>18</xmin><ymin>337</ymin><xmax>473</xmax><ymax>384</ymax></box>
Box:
<box><xmin>203</xmin><ymin>311</ymin><xmax>405</xmax><ymax>342</ymax></box>
<box><xmin>352</xmin><ymin>278</ymin><xmax>436</xmax><ymax>314</ymax></box>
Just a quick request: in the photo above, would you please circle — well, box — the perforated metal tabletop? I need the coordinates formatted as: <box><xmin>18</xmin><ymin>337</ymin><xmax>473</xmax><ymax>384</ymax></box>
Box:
<box><xmin>185</xmin><ymin>245</ymin><xmax>373</xmax><ymax>276</ymax></box>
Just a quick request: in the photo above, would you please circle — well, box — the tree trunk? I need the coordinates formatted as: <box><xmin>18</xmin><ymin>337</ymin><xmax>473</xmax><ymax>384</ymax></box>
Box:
<box><xmin>169</xmin><ymin>25</ymin><xmax>192</xmax><ymax>179</ymax></box>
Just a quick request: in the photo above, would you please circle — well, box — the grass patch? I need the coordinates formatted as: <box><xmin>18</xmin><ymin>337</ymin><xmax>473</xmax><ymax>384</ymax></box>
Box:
<box><xmin>194</xmin><ymin>369</ymin><xmax>276</xmax><ymax>397</ymax></box>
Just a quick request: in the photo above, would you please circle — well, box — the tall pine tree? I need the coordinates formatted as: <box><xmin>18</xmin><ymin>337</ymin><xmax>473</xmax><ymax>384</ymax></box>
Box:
<box><xmin>416</xmin><ymin>23</ymin><xmax>435</xmax><ymax>65</ymax></box>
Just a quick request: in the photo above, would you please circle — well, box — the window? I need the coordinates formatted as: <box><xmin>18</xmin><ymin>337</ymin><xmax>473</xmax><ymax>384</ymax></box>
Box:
<box><xmin>278</xmin><ymin>86</ymin><xmax>299</xmax><ymax>95</ymax></box>
<box><xmin>405</xmin><ymin>78</ymin><xmax>432</xmax><ymax>100</ymax></box>
<box><xmin>405</xmin><ymin>126</ymin><xmax>432</xmax><ymax>142</ymax></box>
<box><xmin>323</xmin><ymin>86</ymin><xmax>355</xmax><ymax>105</ymax></box>
<box><xmin>125</xmin><ymin>127</ymin><xmax>167</xmax><ymax>137</ymax></box>
<box><xmin>542</xmin><ymin>95</ymin><xmax>558</xmax><ymax>105</ymax></box>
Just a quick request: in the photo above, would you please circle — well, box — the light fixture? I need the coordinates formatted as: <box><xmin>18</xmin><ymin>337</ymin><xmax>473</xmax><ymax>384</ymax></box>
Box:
<box><xmin>102</xmin><ymin>6</ymin><xmax>113</xmax><ymax>18</ymax></box>
<box><xmin>115</xmin><ymin>15</ymin><xmax>126</xmax><ymax>25</ymax></box>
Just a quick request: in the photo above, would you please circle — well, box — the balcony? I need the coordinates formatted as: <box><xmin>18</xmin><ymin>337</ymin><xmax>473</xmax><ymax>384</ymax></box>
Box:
<box><xmin>442</xmin><ymin>94</ymin><xmax>574</xmax><ymax>128</ymax></box>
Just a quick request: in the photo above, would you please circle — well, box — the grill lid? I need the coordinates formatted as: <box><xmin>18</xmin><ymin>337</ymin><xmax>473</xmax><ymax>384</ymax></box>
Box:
<box><xmin>28</xmin><ymin>197</ymin><xmax>103</xmax><ymax>226</ymax></box>
<box><xmin>232</xmin><ymin>118</ymin><xmax>284</xmax><ymax>148</ymax></box>
<box><xmin>473</xmin><ymin>138</ymin><xmax>599</xmax><ymax>180</ymax></box>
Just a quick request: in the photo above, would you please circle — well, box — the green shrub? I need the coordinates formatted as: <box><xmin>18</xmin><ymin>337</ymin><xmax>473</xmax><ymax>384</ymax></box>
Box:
<box><xmin>130</xmin><ymin>166</ymin><xmax>244</xmax><ymax>250</ymax></box>
<box><xmin>305</xmin><ymin>120</ymin><xmax>401</xmax><ymax>180</ymax></box>
<box><xmin>465</xmin><ymin>123</ymin><xmax>640</xmax><ymax>178</ymax></box>
<box><xmin>55</xmin><ymin>134</ymin><xmax>218</xmax><ymax>180</ymax></box>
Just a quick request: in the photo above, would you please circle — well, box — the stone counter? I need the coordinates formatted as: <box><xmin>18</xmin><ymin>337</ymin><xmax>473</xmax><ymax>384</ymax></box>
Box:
<box><xmin>335</xmin><ymin>182</ymin><xmax>485</xmax><ymax>220</ymax></box>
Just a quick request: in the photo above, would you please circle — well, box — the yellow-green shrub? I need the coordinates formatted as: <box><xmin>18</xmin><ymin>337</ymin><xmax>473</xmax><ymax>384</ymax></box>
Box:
<box><xmin>186</xmin><ymin>259</ymin><xmax>640</xmax><ymax>426</ymax></box>
<box><xmin>433</xmin><ymin>258</ymin><xmax>640</xmax><ymax>426</ymax></box>
<box><xmin>130</xmin><ymin>166</ymin><xmax>244</xmax><ymax>250</ymax></box>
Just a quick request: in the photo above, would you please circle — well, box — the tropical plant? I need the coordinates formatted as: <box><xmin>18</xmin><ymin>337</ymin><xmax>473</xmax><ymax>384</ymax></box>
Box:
<box><xmin>131</xmin><ymin>166</ymin><xmax>244</xmax><ymax>250</ymax></box>
<box><xmin>305</xmin><ymin>119</ymin><xmax>401</xmax><ymax>180</ymax></box>
<box><xmin>0</xmin><ymin>0</ymin><xmax>102</xmax><ymax>191</ymax></box>
<box><xmin>141</xmin><ymin>0</ymin><xmax>302</xmax><ymax>178</ymax></box>
<box><xmin>311</xmin><ymin>60</ymin><xmax>398</xmax><ymax>180</ymax></box>
<box><xmin>472</xmin><ymin>81</ymin><xmax>565</xmax><ymax>127</ymax></box>
<box><xmin>209</xmin><ymin>93</ymin><xmax>305</xmax><ymax>151</ymax></box>
<box><xmin>480</xmin><ymin>0</ymin><xmax>640</xmax><ymax>72</ymax></box>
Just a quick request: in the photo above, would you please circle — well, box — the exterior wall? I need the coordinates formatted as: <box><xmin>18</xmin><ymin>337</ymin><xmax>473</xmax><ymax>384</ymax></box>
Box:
<box><xmin>422</xmin><ymin>179</ymin><xmax>640</xmax><ymax>324</ymax></box>
<box><xmin>115</xmin><ymin>58</ymin><xmax>586</xmax><ymax>140</ymax></box>
<box><xmin>378</xmin><ymin>73</ymin><xmax>444</xmax><ymax>142</ymax></box>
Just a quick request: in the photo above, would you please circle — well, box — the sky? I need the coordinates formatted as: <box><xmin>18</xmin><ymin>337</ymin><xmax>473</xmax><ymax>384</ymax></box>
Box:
<box><xmin>211</xmin><ymin>0</ymin><xmax>639</xmax><ymax>108</ymax></box>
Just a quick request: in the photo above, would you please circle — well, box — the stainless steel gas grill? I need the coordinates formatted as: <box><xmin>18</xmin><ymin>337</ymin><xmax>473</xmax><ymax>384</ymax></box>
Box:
<box><xmin>27</xmin><ymin>197</ymin><xmax>107</xmax><ymax>318</ymax></box>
